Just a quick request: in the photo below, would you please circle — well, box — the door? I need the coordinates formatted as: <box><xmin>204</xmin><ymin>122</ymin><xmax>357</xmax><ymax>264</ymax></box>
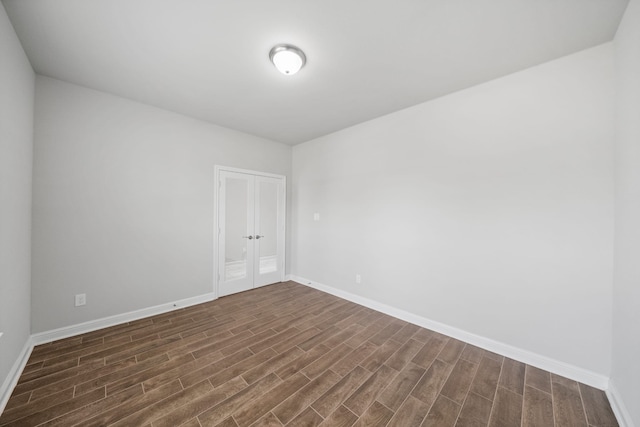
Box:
<box><xmin>217</xmin><ymin>169</ymin><xmax>285</xmax><ymax>297</ymax></box>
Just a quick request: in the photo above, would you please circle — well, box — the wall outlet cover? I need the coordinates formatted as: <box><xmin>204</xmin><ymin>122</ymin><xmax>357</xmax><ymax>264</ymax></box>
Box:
<box><xmin>75</xmin><ymin>294</ymin><xmax>86</xmax><ymax>307</ymax></box>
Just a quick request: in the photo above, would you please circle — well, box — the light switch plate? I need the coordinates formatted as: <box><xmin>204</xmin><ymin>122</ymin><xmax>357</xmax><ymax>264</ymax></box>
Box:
<box><xmin>313</xmin><ymin>213</ymin><xmax>320</xmax><ymax>221</ymax></box>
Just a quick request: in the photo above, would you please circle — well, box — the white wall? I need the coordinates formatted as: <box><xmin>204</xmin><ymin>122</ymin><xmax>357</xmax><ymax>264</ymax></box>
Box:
<box><xmin>293</xmin><ymin>44</ymin><xmax>614</xmax><ymax>376</ymax></box>
<box><xmin>0</xmin><ymin>1</ymin><xmax>34</xmax><ymax>403</ymax></box>
<box><xmin>32</xmin><ymin>77</ymin><xmax>292</xmax><ymax>333</ymax></box>
<box><xmin>611</xmin><ymin>0</ymin><xmax>640</xmax><ymax>424</ymax></box>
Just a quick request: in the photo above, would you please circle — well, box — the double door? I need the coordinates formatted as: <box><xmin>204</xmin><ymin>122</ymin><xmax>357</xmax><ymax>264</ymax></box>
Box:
<box><xmin>217</xmin><ymin>169</ymin><xmax>285</xmax><ymax>297</ymax></box>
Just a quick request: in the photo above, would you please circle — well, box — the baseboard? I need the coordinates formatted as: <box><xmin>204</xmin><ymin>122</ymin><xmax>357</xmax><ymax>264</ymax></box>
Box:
<box><xmin>607</xmin><ymin>380</ymin><xmax>635</xmax><ymax>427</ymax></box>
<box><xmin>291</xmin><ymin>275</ymin><xmax>610</xmax><ymax>390</ymax></box>
<box><xmin>31</xmin><ymin>292</ymin><xmax>216</xmax><ymax>345</ymax></box>
<box><xmin>0</xmin><ymin>337</ymin><xmax>34</xmax><ymax>414</ymax></box>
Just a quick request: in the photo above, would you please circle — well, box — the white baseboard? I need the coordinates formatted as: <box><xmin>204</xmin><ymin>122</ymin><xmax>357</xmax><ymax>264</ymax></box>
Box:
<box><xmin>291</xmin><ymin>275</ymin><xmax>609</xmax><ymax>390</ymax></box>
<box><xmin>0</xmin><ymin>337</ymin><xmax>34</xmax><ymax>414</ymax></box>
<box><xmin>31</xmin><ymin>292</ymin><xmax>216</xmax><ymax>345</ymax></box>
<box><xmin>607</xmin><ymin>380</ymin><xmax>635</xmax><ymax>427</ymax></box>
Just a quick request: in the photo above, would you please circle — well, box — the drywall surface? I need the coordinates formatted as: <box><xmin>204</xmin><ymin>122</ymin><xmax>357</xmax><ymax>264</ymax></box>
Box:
<box><xmin>292</xmin><ymin>44</ymin><xmax>614</xmax><ymax>375</ymax></box>
<box><xmin>0</xmin><ymin>1</ymin><xmax>34</xmax><ymax>399</ymax></box>
<box><xmin>612</xmin><ymin>0</ymin><xmax>640</xmax><ymax>424</ymax></box>
<box><xmin>32</xmin><ymin>77</ymin><xmax>292</xmax><ymax>332</ymax></box>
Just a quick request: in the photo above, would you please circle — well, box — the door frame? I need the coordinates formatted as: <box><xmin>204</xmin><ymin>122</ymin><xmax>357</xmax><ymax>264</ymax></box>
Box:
<box><xmin>213</xmin><ymin>165</ymin><xmax>286</xmax><ymax>298</ymax></box>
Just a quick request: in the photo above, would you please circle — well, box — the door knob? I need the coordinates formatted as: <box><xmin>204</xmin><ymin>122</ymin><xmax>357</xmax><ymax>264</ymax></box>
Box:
<box><xmin>243</xmin><ymin>235</ymin><xmax>254</xmax><ymax>240</ymax></box>
<box><xmin>255</xmin><ymin>235</ymin><xmax>264</xmax><ymax>240</ymax></box>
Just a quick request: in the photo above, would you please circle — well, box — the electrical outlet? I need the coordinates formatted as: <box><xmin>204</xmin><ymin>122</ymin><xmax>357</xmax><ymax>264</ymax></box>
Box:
<box><xmin>355</xmin><ymin>274</ymin><xmax>362</xmax><ymax>284</ymax></box>
<box><xmin>313</xmin><ymin>213</ymin><xmax>320</xmax><ymax>221</ymax></box>
<box><xmin>75</xmin><ymin>293</ymin><xmax>86</xmax><ymax>307</ymax></box>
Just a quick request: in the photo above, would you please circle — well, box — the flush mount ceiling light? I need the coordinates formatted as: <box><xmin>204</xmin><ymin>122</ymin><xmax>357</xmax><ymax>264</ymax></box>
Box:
<box><xmin>269</xmin><ymin>44</ymin><xmax>306</xmax><ymax>75</ymax></box>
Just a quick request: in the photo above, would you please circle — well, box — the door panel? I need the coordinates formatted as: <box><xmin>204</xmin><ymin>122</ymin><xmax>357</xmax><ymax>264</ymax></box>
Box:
<box><xmin>217</xmin><ymin>169</ymin><xmax>285</xmax><ymax>297</ymax></box>
<box><xmin>255</xmin><ymin>177</ymin><xmax>284</xmax><ymax>287</ymax></box>
<box><xmin>219</xmin><ymin>172</ymin><xmax>255</xmax><ymax>297</ymax></box>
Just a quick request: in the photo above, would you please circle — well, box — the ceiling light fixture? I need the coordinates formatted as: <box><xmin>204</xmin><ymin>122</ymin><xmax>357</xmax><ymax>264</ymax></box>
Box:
<box><xmin>269</xmin><ymin>44</ymin><xmax>306</xmax><ymax>75</ymax></box>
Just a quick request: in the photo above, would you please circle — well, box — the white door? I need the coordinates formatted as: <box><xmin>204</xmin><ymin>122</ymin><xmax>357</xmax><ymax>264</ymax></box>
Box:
<box><xmin>217</xmin><ymin>169</ymin><xmax>285</xmax><ymax>297</ymax></box>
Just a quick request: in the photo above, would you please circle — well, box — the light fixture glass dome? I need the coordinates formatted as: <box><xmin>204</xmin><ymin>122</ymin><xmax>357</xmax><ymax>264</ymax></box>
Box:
<box><xmin>269</xmin><ymin>45</ymin><xmax>306</xmax><ymax>75</ymax></box>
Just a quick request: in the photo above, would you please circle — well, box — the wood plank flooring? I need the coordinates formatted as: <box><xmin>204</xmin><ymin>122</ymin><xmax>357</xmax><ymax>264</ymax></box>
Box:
<box><xmin>0</xmin><ymin>281</ymin><xmax>618</xmax><ymax>426</ymax></box>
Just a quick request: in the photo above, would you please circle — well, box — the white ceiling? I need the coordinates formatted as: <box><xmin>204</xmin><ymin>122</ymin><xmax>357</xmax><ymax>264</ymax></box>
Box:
<box><xmin>3</xmin><ymin>0</ymin><xmax>629</xmax><ymax>145</ymax></box>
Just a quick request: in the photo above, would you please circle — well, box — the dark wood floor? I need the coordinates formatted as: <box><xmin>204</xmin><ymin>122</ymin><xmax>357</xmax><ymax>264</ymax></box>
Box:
<box><xmin>1</xmin><ymin>281</ymin><xmax>618</xmax><ymax>426</ymax></box>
